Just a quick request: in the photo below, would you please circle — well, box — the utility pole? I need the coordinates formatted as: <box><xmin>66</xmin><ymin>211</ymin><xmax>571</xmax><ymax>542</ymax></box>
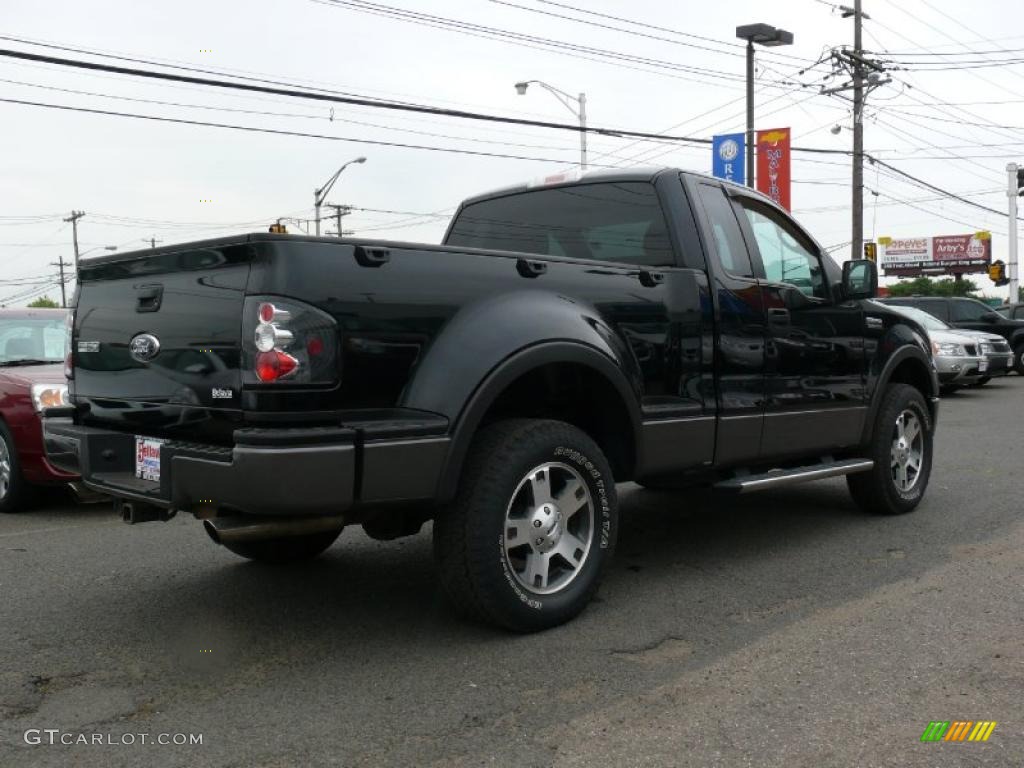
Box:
<box><xmin>1009</xmin><ymin>162</ymin><xmax>1020</xmax><ymax>304</ymax></box>
<box><xmin>51</xmin><ymin>256</ymin><xmax>67</xmax><ymax>308</ymax></box>
<box><xmin>145</xmin><ymin>237</ymin><xmax>163</xmax><ymax>249</ymax></box>
<box><xmin>852</xmin><ymin>0</ymin><xmax>864</xmax><ymax>264</ymax></box>
<box><xmin>820</xmin><ymin>5</ymin><xmax>890</xmax><ymax>262</ymax></box>
<box><xmin>63</xmin><ymin>211</ymin><xmax>85</xmax><ymax>272</ymax></box>
<box><xmin>325</xmin><ymin>204</ymin><xmax>352</xmax><ymax>237</ymax></box>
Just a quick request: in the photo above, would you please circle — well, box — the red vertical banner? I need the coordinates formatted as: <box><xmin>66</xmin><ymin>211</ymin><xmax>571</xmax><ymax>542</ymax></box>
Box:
<box><xmin>756</xmin><ymin>128</ymin><xmax>792</xmax><ymax>211</ymax></box>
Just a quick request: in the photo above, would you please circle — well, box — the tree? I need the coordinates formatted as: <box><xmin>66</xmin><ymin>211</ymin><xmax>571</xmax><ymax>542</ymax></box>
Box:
<box><xmin>886</xmin><ymin>277</ymin><xmax>979</xmax><ymax>298</ymax></box>
<box><xmin>26</xmin><ymin>296</ymin><xmax>60</xmax><ymax>308</ymax></box>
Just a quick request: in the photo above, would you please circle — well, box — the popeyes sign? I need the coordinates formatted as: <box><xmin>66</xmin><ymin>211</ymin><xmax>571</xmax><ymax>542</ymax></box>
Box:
<box><xmin>879</xmin><ymin>232</ymin><xmax>991</xmax><ymax>276</ymax></box>
<box><xmin>755</xmin><ymin>128</ymin><xmax>791</xmax><ymax>211</ymax></box>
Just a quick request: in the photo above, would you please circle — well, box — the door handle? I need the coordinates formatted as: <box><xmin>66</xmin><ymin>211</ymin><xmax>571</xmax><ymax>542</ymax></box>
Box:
<box><xmin>354</xmin><ymin>245</ymin><xmax>390</xmax><ymax>267</ymax></box>
<box><xmin>638</xmin><ymin>270</ymin><xmax>664</xmax><ymax>287</ymax></box>
<box><xmin>768</xmin><ymin>307</ymin><xmax>790</xmax><ymax>322</ymax></box>
<box><xmin>516</xmin><ymin>258</ymin><xmax>547</xmax><ymax>278</ymax></box>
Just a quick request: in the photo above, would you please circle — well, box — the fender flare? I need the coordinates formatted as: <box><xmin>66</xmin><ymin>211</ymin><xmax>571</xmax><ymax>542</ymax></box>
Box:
<box><xmin>433</xmin><ymin>340</ymin><xmax>643</xmax><ymax>504</ymax></box>
<box><xmin>861</xmin><ymin>343</ymin><xmax>937</xmax><ymax>444</ymax></box>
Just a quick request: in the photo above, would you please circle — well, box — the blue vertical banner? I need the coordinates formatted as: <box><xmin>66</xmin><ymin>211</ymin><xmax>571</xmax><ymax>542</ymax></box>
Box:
<box><xmin>712</xmin><ymin>133</ymin><xmax>745</xmax><ymax>185</ymax></box>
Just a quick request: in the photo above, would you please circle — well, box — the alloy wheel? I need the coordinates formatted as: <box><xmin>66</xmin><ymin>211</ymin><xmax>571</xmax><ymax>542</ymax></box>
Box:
<box><xmin>890</xmin><ymin>409</ymin><xmax>925</xmax><ymax>493</ymax></box>
<box><xmin>0</xmin><ymin>436</ymin><xmax>10</xmax><ymax>500</ymax></box>
<box><xmin>502</xmin><ymin>461</ymin><xmax>595</xmax><ymax>595</ymax></box>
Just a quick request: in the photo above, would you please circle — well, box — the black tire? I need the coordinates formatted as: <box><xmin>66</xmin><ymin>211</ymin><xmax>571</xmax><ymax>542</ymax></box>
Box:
<box><xmin>0</xmin><ymin>421</ymin><xmax>31</xmax><ymax>514</ymax></box>
<box><xmin>847</xmin><ymin>384</ymin><xmax>933</xmax><ymax>515</ymax></box>
<box><xmin>433</xmin><ymin>419</ymin><xmax>618</xmax><ymax>632</ymax></box>
<box><xmin>218</xmin><ymin>528</ymin><xmax>342</xmax><ymax>563</ymax></box>
<box><xmin>1014</xmin><ymin>345</ymin><xmax>1024</xmax><ymax>375</ymax></box>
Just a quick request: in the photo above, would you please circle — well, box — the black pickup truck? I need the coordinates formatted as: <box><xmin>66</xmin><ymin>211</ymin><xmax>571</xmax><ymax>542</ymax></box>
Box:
<box><xmin>45</xmin><ymin>168</ymin><xmax>939</xmax><ymax>631</ymax></box>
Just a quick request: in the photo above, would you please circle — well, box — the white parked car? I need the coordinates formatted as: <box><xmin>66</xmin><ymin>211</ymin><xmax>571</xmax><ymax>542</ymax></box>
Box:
<box><xmin>879</xmin><ymin>303</ymin><xmax>988</xmax><ymax>392</ymax></box>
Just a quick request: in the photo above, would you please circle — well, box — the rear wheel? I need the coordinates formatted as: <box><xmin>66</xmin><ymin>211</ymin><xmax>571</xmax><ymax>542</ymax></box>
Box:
<box><xmin>434</xmin><ymin>419</ymin><xmax>618</xmax><ymax>632</ymax></box>
<box><xmin>218</xmin><ymin>529</ymin><xmax>342</xmax><ymax>563</ymax></box>
<box><xmin>847</xmin><ymin>384</ymin><xmax>933</xmax><ymax>515</ymax></box>
<box><xmin>1014</xmin><ymin>344</ymin><xmax>1024</xmax><ymax>375</ymax></box>
<box><xmin>0</xmin><ymin>423</ymin><xmax>30</xmax><ymax>514</ymax></box>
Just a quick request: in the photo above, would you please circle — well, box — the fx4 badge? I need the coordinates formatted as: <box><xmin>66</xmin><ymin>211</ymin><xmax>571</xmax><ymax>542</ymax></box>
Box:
<box><xmin>211</xmin><ymin>388</ymin><xmax>234</xmax><ymax>400</ymax></box>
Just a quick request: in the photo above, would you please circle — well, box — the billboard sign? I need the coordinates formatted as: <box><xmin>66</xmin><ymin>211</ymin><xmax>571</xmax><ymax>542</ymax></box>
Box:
<box><xmin>756</xmin><ymin>127</ymin><xmax>791</xmax><ymax>211</ymax></box>
<box><xmin>880</xmin><ymin>233</ymin><xmax>991</xmax><ymax>276</ymax></box>
<box><xmin>712</xmin><ymin>133</ymin><xmax>745</xmax><ymax>185</ymax></box>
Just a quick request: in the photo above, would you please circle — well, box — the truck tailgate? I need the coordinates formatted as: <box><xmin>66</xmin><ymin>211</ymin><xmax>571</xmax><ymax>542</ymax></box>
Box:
<box><xmin>73</xmin><ymin>241</ymin><xmax>252</xmax><ymax>442</ymax></box>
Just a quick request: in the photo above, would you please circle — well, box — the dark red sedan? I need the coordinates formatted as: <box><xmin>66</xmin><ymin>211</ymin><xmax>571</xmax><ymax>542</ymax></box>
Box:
<box><xmin>0</xmin><ymin>308</ymin><xmax>78</xmax><ymax>512</ymax></box>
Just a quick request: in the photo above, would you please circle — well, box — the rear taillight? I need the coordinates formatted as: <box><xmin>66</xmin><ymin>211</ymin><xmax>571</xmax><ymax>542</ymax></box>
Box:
<box><xmin>242</xmin><ymin>297</ymin><xmax>338</xmax><ymax>385</ymax></box>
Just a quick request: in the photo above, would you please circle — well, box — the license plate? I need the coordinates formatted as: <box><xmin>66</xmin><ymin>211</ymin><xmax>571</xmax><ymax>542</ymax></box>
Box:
<box><xmin>135</xmin><ymin>437</ymin><xmax>166</xmax><ymax>482</ymax></box>
<box><xmin>978</xmin><ymin>359</ymin><xmax>988</xmax><ymax>372</ymax></box>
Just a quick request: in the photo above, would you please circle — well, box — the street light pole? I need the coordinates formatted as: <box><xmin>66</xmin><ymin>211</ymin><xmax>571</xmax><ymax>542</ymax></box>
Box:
<box><xmin>745</xmin><ymin>40</ymin><xmax>755</xmax><ymax>188</ymax></box>
<box><xmin>736</xmin><ymin>24</ymin><xmax>794</xmax><ymax>190</ymax></box>
<box><xmin>314</xmin><ymin>157</ymin><xmax>366</xmax><ymax>236</ymax></box>
<box><xmin>515</xmin><ymin>80</ymin><xmax>587</xmax><ymax>171</ymax></box>
<box><xmin>577</xmin><ymin>92</ymin><xmax>588</xmax><ymax>171</ymax></box>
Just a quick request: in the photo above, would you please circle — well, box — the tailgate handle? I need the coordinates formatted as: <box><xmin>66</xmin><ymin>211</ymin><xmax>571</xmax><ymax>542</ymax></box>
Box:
<box><xmin>135</xmin><ymin>285</ymin><xmax>163</xmax><ymax>313</ymax></box>
<box><xmin>516</xmin><ymin>258</ymin><xmax>547</xmax><ymax>278</ymax></box>
<box><xmin>354</xmin><ymin>246</ymin><xmax>391</xmax><ymax>268</ymax></box>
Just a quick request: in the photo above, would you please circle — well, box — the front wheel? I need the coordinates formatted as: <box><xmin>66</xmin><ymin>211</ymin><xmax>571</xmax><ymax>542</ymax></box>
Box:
<box><xmin>217</xmin><ymin>528</ymin><xmax>342</xmax><ymax>563</ymax></box>
<box><xmin>433</xmin><ymin>419</ymin><xmax>618</xmax><ymax>632</ymax></box>
<box><xmin>1014</xmin><ymin>345</ymin><xmax>1024</xmax><ymax>375</ymax></box>
<box><xmin>0</xmin><ymin>422</ymin><xmax>31</xmax><ymax>514</ymax></box>
<box><xmin>847</xmin><ymin>384</ymin><xmax>933</xmax><ymax>515</ymax></box>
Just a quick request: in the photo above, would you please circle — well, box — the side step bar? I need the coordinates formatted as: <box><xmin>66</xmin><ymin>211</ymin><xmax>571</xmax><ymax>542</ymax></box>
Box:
<box><xmin>714</xmin><ymin>458</ymin><xmax>874</xmax><ymax>494</ymax></box>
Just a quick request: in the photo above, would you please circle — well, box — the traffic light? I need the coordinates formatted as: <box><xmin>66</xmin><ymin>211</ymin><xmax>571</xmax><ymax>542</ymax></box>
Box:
<box><xmin>989</xmin><ymin>260</ymin><xmax>1009</xmax><ymax>286</ymax></box>
<box><xmin>863</xmin><ymin>242</ymin><xmax>877</xmax><ymax>262</ymax></box>
<box><xmin>268</xmin><ymin>222</ymin><xmax>288</xmax><ymax>234</ymax></box>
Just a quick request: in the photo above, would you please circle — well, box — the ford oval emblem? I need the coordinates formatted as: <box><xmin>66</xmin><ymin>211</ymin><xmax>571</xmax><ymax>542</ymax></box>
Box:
<box><xmin>129</xmin><ymin>333</ymin><xmax>161</xmax><ymax>363</ymax></box>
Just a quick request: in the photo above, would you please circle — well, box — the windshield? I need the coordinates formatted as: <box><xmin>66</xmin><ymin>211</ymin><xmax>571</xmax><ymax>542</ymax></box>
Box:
<box><xmin>0</xmin><ymin>315</ymin><xmax>67</xmax><ymax>366</ymax></box>
<box><xmin>885</xmin><ymin>304</ymin><xmax>949</xmax><ymax>331</ymax></box>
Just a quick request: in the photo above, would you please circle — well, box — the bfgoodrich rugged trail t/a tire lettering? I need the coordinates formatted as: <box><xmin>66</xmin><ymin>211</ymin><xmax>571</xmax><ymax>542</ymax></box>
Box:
<box><xmin>847</xmin><ymin>384</ymin><xmax>933</xmax><ymax>516</ymax></box>
<box><xmin>433</xmin><ymin>419</ymin><xmax>618</xmax><ymax>632</ymax></box>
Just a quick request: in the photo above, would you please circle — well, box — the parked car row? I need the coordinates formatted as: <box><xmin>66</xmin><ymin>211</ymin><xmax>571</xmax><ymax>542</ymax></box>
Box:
<box><xmin>878</xmin><ymin>296</ymin><xmax>1023</xmax><ymax>393</ymax></box>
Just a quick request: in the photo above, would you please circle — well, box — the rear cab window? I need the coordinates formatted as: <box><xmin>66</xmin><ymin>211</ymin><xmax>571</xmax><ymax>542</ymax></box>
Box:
<box><xmin>446</xmin><ymin>182</ymin><xmax>675</xmax><ymax>267</ymax></box>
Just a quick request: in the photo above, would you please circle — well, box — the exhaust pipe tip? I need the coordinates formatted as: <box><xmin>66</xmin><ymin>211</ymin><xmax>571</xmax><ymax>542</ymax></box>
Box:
<box><xmin>203</xmin><ymin>519</ymin><xmax>222</xmax><ymax>545</ymax></box>
<box><xmin>204</xmin><ymin>515</ymin><xmax>345</xmax><ymax>544</ymax></box>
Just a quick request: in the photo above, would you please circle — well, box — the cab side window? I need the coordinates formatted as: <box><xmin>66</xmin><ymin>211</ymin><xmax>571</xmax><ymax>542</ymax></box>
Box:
<box><xmin>739</xmin><ymin>202</ymin><xmax>827</xmax><ymax>299</ymax></box>
<box><xmin>951</xmin><ymin>299</ymin><xmax>990</xmax><ymax>322</ymax></box>
<box><xmin>696</xmin><ymin>183</ymin><xmax>754</xmax><ymax>278</ymax></box>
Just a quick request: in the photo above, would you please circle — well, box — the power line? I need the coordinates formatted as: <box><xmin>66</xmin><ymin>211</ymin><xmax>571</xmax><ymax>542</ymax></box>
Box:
<box><xmin>487</xmin><ymin>0</ymin><xmax>792</xmax><ymax>62</ymax></box>
<box><xmin>532</xmin><ymin>0</ymin><xmax>806</xmax><ymax>62</ymax></box>
<box><xmin>310</xmin><ymin>0</ymin><xmax>804</xmax><ymax>88</ymax></box>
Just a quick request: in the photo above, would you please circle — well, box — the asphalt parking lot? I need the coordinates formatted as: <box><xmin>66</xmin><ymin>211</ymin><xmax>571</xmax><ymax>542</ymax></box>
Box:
<box><xmin>1</xmin><ymin>378</ymin><xmax>1021</xmax><ymax>768</ymax></box>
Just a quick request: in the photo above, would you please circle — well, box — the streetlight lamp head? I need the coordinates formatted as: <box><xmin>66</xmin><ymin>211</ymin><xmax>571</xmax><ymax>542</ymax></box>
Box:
<box><xmin>514</xmin><ymin>81</ymin><xmax>530</xmax><ymax>95</ymax></box>
<box><xmin>831</xmin><ymin>124</ymin><xmax>843</xmax><ymax>135</ymax></box>
<box><xmin>354</xmin><ymin>156</ymin><xmax>367</xmax><ymax>164</ymax></box>
<box><xmin>736</xmin><ymin>23</ymin><xmax>794</xmax><ymax>47</ymax></box>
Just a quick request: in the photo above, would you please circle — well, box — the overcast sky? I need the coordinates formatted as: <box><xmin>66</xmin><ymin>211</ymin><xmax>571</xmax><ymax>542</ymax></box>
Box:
<box><xmin>2</xmin><ymin>0</ymin><xmax>1022</xmax><ymax>304</ymax></box>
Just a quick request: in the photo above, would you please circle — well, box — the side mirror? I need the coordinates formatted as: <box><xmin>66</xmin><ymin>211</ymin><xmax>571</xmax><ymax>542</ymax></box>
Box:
<box><xmin>841</xmin><ymin>259</ymin><xmax>877</xmax><ymax>301</ymax></box>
